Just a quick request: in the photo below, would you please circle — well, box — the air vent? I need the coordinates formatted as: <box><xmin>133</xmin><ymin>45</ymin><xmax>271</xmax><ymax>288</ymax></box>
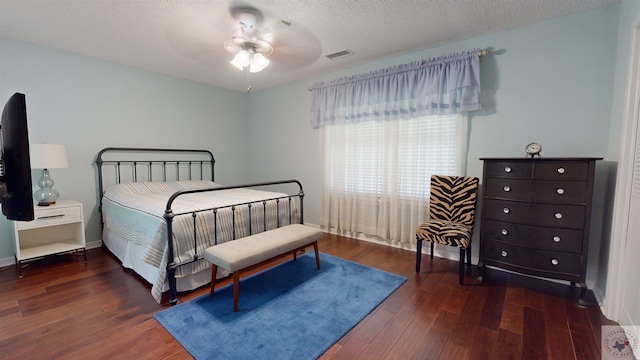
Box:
<box><xmin>325</xmin><ymin>49</ymin><xmax>354</xmax><ymax>60</ymax></box>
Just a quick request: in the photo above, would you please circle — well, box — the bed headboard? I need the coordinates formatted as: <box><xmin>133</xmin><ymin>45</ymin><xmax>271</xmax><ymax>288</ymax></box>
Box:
<box><xmin>95</xmin><ymin>147</ymin><xmax>215</xmax><ymax>198</ymax></box>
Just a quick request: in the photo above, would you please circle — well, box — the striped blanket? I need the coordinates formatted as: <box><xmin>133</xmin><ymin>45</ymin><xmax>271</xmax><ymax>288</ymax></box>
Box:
<box><xmin>102</xmin><ymin>180</ymin><xmax>299</xmax><ymax>302</ymax></box>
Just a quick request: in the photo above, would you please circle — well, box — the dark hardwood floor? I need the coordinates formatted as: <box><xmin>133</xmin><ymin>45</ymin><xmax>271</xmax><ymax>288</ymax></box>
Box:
<box><xmin>0</xmin><ymin>233</ymin><xmax>617</xmax><ymax>359</ymax></box>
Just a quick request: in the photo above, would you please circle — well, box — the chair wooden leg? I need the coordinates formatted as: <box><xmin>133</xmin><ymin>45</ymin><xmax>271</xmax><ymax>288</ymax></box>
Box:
<box><xmin>459</xmin><ymin>248</ymin><xmax>465</xmax><ymax>285</ymax></box>
<box><xmin>430</xmin><ymin>241</ymin><xmax>434</xmax><ymax>259</ymax></box>
<box><xmin>209</xmin><ymin>264</ymin><xmax>218</xmax><ymax>296</ymax></box>
<box><xmin>415</xmin><ymin>239</ymin><xmax>422</xmax><ymax>273</ymax></box>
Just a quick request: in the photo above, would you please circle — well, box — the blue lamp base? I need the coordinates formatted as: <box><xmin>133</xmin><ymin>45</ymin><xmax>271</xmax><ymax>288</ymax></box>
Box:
<box><xmin>33</xmin><ymin>169</ymin><xmax>60</xmax><ymax>206</ymax></box>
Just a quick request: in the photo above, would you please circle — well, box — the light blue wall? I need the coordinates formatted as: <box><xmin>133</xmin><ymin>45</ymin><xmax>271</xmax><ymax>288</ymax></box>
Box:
<box><xmin>247</xmin><ymin>5</ymin><xmax>621</xmax><ymax>290</ymax></box>
<box><xmin>608</xmin><ymin>0</ymin><xmax>640</xmax><ymax>158</ymax></box>
<box><xmin>0</xmin><ymin>37</ymin><xmax>249</xmax><ymax>261</ymax></box>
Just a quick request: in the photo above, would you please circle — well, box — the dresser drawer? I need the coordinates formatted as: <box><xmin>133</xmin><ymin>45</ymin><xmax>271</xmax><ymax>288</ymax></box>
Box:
<box><xmin>534</xmin><ymin>161</ymin><xmax>589</xmax><ymax>180</ymax></box>
<box><xmin>484</xmin><ymin>199</ymin><xmax>586</xmax><ymax>229</ymax></box>
<box><xmin>485</xmin><ymin>161</ymin><xmax>532</xmax><ymax>178</ymax></box>
<box><xmin>483</xmin><ymin>240</ymin><xmax>582</xmax><ymax>276</ymax></box>
<box><xmin>16</xmin><ymin>205</ymin><xmax>82</xmax><ymax>230</ymax></box>
<box><xmin>485</xmin><ymin>178</ymin><xmax>588</xmax><ymax>203</ymax></box>
<box><xmin>481</xmin><ymin>220</ymin><xmax>583</xmax><ymax>253</ymax></box>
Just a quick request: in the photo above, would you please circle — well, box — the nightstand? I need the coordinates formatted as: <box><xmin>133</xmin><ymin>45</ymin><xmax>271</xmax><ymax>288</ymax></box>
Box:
<box><xmin>13</xmin><ymin>199</ymin><xmax>86</xmax><ymax>277</ymax></box>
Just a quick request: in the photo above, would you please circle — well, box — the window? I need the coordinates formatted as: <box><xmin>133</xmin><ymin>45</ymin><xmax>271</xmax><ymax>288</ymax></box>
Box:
<box><xmin>320</xmin><ymin>113</ymin><xmax>468</xmax><ymax>243</ymax></box>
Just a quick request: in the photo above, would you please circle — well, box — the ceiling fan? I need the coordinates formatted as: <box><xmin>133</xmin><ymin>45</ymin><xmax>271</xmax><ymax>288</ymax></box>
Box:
<box><xmin>224</xmin><ymin>5</ymin><xmax>275</xmax><ymax>73</ymax></box>
<box><xmin>165</xmin><ymin>2</ymin><xmax>321</xmax><ymax>75</ymax></box>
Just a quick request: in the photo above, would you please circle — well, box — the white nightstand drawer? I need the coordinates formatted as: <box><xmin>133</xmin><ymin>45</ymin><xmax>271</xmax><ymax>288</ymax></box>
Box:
<box><xmin>16</xmin><ymin>204</ymin><xmax>82</xmax><ymax>230</ymax></box>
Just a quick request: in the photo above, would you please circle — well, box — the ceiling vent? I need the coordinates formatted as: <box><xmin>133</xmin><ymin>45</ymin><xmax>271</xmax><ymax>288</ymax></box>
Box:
<box><xmin>325</xmin><ymin>49</ymin><xmax>354</xmax><ymax>60</ymax></box>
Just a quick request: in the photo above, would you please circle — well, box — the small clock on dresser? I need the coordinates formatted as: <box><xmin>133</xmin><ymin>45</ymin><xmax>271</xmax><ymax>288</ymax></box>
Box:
<box><xmin>525</xmin><ymin>142</ymin><xmax>542</xmax><ymax>157</ymax></box>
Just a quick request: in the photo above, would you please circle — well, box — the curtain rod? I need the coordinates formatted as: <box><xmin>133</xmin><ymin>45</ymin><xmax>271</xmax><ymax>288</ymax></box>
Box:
<box><xmin>307</xmin><ymin>48</ymin><xmax>489</xmax><ymax>91</ymax></box>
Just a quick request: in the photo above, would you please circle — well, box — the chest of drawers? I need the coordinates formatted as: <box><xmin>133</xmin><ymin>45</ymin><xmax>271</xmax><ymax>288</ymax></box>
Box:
<box><xmin>478</xmin><ymin>158</ymin><xmax>600</xmax><ymax>304</ymax></box>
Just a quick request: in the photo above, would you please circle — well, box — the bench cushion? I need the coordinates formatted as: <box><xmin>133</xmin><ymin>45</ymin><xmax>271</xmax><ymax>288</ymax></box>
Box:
<box><xmin>204</xmin><ymin>224</ymin><xmax>323</xmax><ymax>272</ymax></box>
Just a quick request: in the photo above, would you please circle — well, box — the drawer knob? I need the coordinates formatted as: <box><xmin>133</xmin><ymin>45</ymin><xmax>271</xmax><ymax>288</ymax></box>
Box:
<box><xmin>555</xmin><ymin>212</ymin><xmax>563</xmax><ymax>219</ymax></box>
<box><xmin>557</xmin><ymin>167</ymin><xmax>565</xmax><ymax>174</ymax></box>
<box><xmin>553</xmin><ymin>236</ymin><xmax>561</xmax><ymax>243</ymax></box>
<box><xmin>504</xmin><ymin>166</ymin><xmax>512</xmax><ymax>173</ymax></box>
<box><xmin>501</xmin><ymin>251</ymin><xmax>508</xmax><ymax>257</ymax></box>
<box><xmin>503</xmin><ymin>185</ymin><xmax>511</xmax><ymax>192</ymax></box>
<box><xmin>501</xmin><ymin>229</ymin><xmax>508</xmax><ymax>236</ymax></box>
<box><xmin>551</xmin><ymin>259</ymin><xmax>559</xmax><ymax>266</ymax></box>
<box><xmin>503</xmin><ymin>208</ymin><xmax>510</xmax><ymax>214</ymax></box>
<box><xmin>556</xmin><ymin>188</ymin><xmax>565</xmax><ymax>195</ymax></box>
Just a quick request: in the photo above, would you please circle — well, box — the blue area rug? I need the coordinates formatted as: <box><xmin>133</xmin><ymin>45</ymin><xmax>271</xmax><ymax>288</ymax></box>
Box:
<box><xmin>154</xmin><ymin>252</ymin><xmax>406</xmax><ymax>360</ymax></box>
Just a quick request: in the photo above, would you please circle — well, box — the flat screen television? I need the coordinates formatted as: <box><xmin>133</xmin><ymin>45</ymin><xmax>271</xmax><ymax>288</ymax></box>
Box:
<box><xmin>0</xmin><ymin>93</ymin><xmax>34</xmax><ymax>221</ymax></box>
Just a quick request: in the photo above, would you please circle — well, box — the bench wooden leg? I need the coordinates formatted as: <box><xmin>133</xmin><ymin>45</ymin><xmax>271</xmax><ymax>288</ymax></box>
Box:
<box><xmin>313</xmin><ymin>241</ymin><xmax>320</xmax><ymax>269</ymax></box>
<box><xmin>209</xmin><ymin>264</ymin><xmax>218</xmax><ymax>296</ymax></box>
<box><xmin>233</xmin><ymin>271</ymin><xmax>240</xmax><ymax>312</ymax></box>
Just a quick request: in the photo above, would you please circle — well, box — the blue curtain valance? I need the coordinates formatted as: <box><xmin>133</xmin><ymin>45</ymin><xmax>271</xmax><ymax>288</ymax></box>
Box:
<box><xmin>310</xmin><ymin>48</ymin><xmax>482</xmax><ymax>128</ymax></box>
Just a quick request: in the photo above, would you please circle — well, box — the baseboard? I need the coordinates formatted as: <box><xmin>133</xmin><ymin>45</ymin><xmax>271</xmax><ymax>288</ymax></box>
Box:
<box><xmin>86</xmin><ymin>240</ymin><xmax>102</xmax><ymax>249</ymax></box>
<box><xmin>591</xmin><ymin>286</ymin><xmax>605</xmax><ymax>307</ymax></box>
<box><xmin>0</xmin><ymin>239</ymin><xmax>102</xmax><ymax>267</ymax></box>
<box><xmin>0</xmin><ymin>256</ymin><xmax>13</xmax><ymax>268</ymax></box>
<box><xmin>322</xmin><ymin>226</ymin><xmax>468</xmax><ymax>263</ymax></box>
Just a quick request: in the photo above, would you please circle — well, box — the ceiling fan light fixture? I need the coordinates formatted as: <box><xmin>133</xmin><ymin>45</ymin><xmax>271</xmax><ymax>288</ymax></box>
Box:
<box><xmin>249</xmin><ymin>52</ymin><xmax>270</xmax><ymax>73</ymax></box>
<box><xmin>230</xmin><ymin>49</ymin><xmax>251</xmax><ymax>70</ymax></box>
<box><xmin>224</xmin><ymin>25</ymin><xmax>273</xmax><ymax>73</ymax></box>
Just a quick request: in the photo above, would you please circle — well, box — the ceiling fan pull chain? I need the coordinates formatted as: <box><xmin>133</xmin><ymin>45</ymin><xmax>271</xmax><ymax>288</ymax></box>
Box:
<box><xmin>246</xmin><ymin>66</ymin><xmax>252</xmax><ymax>93</ymax></box>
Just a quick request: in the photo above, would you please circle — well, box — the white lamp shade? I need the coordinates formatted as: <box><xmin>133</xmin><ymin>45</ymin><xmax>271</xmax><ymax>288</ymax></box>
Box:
<box><xmin>249</xmin><ymin>52</ymin><xmax>270</xmax><ymax>73</ymax></box>
<box><xmin>30</xmin><ymin>144</ymin><xmax>69</xmax><ymax>169</ymax></box>
<box><xmin>230</xmin><ymin>50</ymin><xmax>251</xmax><ymax>70</ymax></box>
<box><xmin>229</xmin><ymin>50</ymin><xmax>270</xmax><ymax>73</ymax></box>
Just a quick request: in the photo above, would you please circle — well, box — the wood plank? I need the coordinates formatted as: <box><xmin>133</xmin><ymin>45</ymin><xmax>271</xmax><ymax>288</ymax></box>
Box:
<box><xmin>448</xmin><ymin>284</ymin><xmax>490</xmax><ymax>349</ymax></box>
<box><xmin>543</xmin><ymin>293</ymin><xmax>576</xmax><ymax>360</ymax></box>
<box><xmin>411</xmin><ymin>310</ymin><xmax>459</xmax><ymax>359</ymax></box>
<box><xmin>522</xmin><ymin>307</ymin><xmax>547</xmax><ymax>359</ymax></box>
<box><xmin>441</xmin><ymin>286</ymin><xmax>470</xmax><ymax>315</ymax></box>
<box><xmin>492</xmin><ymin>328</ymin><xmax>522</xmax><ymax>360</ymax></box>
<box><xmin>439</xmin><ymin>341</ymin><xmax>470</xmax><ymax>360</ymax></box>
<box><xmin>569</xmin><ymin>324</ymin><xmax>601</xmax><ymax>360</ymax></box>
<box><xmin>479</xmin><ymin>285</ymin><xmax>507</xmax><ymax>330</ymax></box>
<box><xmin>500</xmin><ymin>301</ymin><xmax>524</xmax><ymax>335</ymax></box>
<box><xmin>468</xmin><ymin>326</ymin><xmax>499</xmax><ymax>360</ymax></box>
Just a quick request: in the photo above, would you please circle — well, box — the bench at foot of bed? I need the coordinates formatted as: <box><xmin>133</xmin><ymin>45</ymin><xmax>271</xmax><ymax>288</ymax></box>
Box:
<box><xmin>204</xmin><ymin>224</ymin><xmax>324</xmax><ymax>312</ymax></box>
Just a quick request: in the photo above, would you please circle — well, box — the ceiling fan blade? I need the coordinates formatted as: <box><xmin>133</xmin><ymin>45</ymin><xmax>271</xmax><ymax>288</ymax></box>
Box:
<box><xmin>267</xmin><ymin>22</ymin><xmax>321</xmax><ymax>70</ymax></box>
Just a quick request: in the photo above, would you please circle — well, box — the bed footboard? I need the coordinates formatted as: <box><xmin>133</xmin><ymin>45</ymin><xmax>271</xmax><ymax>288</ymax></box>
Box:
<box><xmin>164</xmin><ymin>180</ymin><xmax>305</xmax><ymax>305</ymax></box>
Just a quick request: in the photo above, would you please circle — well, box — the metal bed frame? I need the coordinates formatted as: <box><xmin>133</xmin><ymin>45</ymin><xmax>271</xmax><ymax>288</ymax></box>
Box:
<box><xmin>96</xmin><ymin>147</ymin><xmax>305</xmax><ymax>305</ymax></box>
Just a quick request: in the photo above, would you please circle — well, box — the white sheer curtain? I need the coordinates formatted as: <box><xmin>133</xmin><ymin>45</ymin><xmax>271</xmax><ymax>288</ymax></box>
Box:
<box><xmin>312</xmin><ymin>49</ymin><xmax>481</xmax><ymax>245</ymax></box>
<box><xmin>319</xmin><ymin>114</ymin><xmax>468</xmax><ymax>245</ymax></box>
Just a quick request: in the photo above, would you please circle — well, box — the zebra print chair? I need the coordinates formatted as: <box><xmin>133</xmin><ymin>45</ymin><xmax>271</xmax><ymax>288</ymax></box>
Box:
<box><xmin>415</xmin><ymin>175</ymin><xmax>479</xmax><ymax>284</ymax></box>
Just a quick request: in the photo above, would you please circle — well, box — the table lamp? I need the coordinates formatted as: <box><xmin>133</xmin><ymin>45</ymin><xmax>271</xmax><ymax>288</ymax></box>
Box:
<box><xmin>29</xmin><ymin>144</ymin><xmax>69</xmax><ymax>206</ymax></box>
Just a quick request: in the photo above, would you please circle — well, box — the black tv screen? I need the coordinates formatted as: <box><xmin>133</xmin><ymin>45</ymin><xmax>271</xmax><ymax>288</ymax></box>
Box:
<box><xmin>0</xmin><ymin>93</ymin><xmax>34</xmax><ymax>221</ymax></box>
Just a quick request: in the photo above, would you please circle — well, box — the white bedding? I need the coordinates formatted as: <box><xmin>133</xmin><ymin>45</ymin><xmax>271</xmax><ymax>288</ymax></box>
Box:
<box><xmin>101</xmin><ymin>180</ymin><xmax>300</xmax><ymax>302</ymax></box>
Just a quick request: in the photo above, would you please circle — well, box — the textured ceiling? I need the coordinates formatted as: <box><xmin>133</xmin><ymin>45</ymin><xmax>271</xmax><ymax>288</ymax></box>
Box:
<box><xmin>0</xmin><ymin>0</ymin><xmax>619</xmax><ymax>93</ymax></box>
